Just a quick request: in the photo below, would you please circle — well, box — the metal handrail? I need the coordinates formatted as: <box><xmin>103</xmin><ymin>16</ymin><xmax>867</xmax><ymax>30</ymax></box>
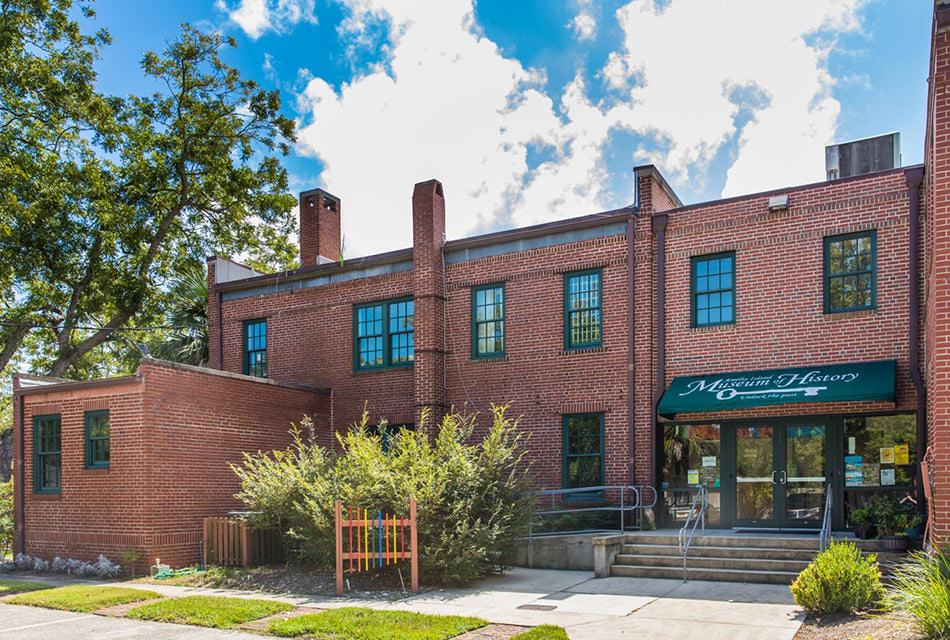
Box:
<box><xmin>677</xmin><ymin>484</ymin><xmax>708</xmax><ymax>582</ymax></box>
<box><xmin>529</xmin><ymin>485</ymin><xmax>658</xmax><ymax>538</ymax></box>
<box><xmin>819</xmin><ymin>482</ymin><xmax>833</xmax><ymax>551</ymax></box>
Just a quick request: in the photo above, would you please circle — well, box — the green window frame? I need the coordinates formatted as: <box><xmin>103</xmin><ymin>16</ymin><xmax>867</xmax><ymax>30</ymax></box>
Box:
<box><xmin>33</xmin><ymin>414</ymin><xmax>61</xmax><ymax>494</ymax></box>
<box><xmin>243</xmin><ymin>318</ymin><xmax>267</xmax><ymax>378</ymax></box>
<box><xmin>691</xmin><ymin>252</ymin><xmax>735</xmax><ymax>327</ymax></box>
<box><xmin>354</xmin><ymin>298</ymin><xmax>414</xmax><ymax>370</ymax></box>
<box><xmin>471</xmin><ymin>283</ymin><xmax>505</xmax><ymax>359</ymax></box>
<box><xmin>562</xmin><ymin>413</ymin><xmax>605</xmax><ymax>492</ymax></box>
<box><xmin>564</xmin><ymin>269</ymin><xmax>602</xmax><ymax>349</ymax></box>
<box><xmin>84</xmin><ymin>410</ymin><xmax>110</xmax><ymax>468</ymax></box>
<box><xmin>824</xmin><ymin>230</ymin><xmax>877</xmax><ymax>313</ymax></box>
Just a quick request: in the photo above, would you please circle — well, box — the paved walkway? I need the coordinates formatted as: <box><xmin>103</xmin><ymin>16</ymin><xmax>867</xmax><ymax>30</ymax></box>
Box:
<box><xmin>0</xmin><ymin>568</ymin><xmax>805</xmax><ymax>639</ymax></box>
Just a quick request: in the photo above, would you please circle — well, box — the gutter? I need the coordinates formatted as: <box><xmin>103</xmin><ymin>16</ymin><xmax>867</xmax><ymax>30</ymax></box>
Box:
<box><xmin>626</xmin><ymin>213</ymin><xmax>637</xmax><ymax>485</ymax></box>
<box><xmin>651</xmin><ymin>214</ymin><xmax>669</xmax><ymax>488</ymax></box>
<box><xmin>905</xmin><ymin>166</ymin><xmax>927</xmax><ymax>511</ymax></box>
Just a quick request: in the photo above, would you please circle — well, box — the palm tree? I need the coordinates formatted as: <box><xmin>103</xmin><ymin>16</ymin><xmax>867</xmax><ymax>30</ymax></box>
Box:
<box><xmin>152</xmin><ymin>263</ymin><xmax>208</xmax><ymax>366</ymax></box>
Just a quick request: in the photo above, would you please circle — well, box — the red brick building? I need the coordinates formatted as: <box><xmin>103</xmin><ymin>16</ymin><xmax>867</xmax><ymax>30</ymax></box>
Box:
<box><xmin>12</xmin><ymin>2</ymin><xmax>950</xmax><ymax>567</ymax></box>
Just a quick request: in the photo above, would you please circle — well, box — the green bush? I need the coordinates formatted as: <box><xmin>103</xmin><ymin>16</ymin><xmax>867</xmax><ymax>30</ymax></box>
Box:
<box><xmin>891</xmin><ymin>549</ymin><xmax>950</xmax><ymax>638</ymax></box>
<box><xmin>790</xmin><ymin>540</ymin><xmax>885</xmax><ymax>616</ymax></box>
<box><xmin>232</xmin><ymin>405</ymin><xmax>533</xmax><ymax>585</ymax></box>
<box><xmin>0</xmin><ymin>480</ymin><xmax>12</xmax><ymax>559</ymax></box>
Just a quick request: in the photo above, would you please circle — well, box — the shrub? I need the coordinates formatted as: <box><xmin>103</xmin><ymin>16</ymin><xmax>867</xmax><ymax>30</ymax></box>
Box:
<box><xmin>790</xmin><ymin>540</ymin><xmax>885</xmax><ymax>616</ymax></box>
<box><xmin>0</xmin><ymin>480</ymin><xmax>12</xmax><ymax>559</ymax></box>
<box><xmin>890</xmin><ymin>549</ymin><xmax>950</xmax><ymax>638</ymax></box>
<box><xmin>232</xmin><ymin>405</ymin><xmax>533</xmax><ymax>585</ymax></box>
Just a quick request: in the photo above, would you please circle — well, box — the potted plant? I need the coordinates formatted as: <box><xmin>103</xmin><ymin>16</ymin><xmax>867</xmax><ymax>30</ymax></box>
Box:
<box><xmin>874</xmin><ymin>500</ymin><xmax>914</xmax><ymax>552</ymax></box>
<box><xmin>850</xmin><ymin>503</ymin><xmax>875</xmax><ymax>539</ymax></box>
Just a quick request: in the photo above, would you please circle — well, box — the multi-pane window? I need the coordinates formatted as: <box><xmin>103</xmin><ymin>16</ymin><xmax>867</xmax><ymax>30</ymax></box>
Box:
<box><xmin>564</xmin><ymin>270</ymin><xmax>602</xmax><ymax>349</ymax></box>
<box><xmin>825</xmin><ymin>231</ymin><xmax>876</xmax><ymax>313</ymax></box>
<box><xmin>355</xmin><ymin>298</ymin><xmax>414</xmax><ymax>369</ymax></box>
<box><xmin>243</xmin><ymin>318</ymin><xmax>267</xmax><ymax>378</ymax></box>
<box><xmin>692</xmin><ymin>252</ymin><xmax>735</xmax><ymax>327</ymax></box>
<box><xmin>562</xmin><ymin>413</ymin><xmax>604</xmax><ymax>490</ymax></box>
<box><xmin>33</xmin><ymin>415</ymin><xmax>61</xmax><ymax>493</ymax></box>
<box><xmin>472</xmin><ymin>284</ymin><xmax>505</xmax><ymax>358</ymax></box>
<box><xmin>85</xmin><ymin>410</ymin><xmax>110</xmax><ymax>468</ymax></box>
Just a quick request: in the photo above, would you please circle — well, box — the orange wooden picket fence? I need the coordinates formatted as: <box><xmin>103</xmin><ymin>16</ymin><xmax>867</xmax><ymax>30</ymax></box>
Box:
<box><xmin>202</xmin><ymin>517</ymin><xmax>283</xmax><ymax>567</ymax></box>
<box><xmin>334</xmin><ymin>499</ymin><xmax>418</xmax><ymax>595</ymax></box>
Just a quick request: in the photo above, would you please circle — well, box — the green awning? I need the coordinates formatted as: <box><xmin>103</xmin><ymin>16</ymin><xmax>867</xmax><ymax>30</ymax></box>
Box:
<box><xmin>657</xmin><ymin>360</ymin><xmax>896</xmax><ymax>418</ymax></box>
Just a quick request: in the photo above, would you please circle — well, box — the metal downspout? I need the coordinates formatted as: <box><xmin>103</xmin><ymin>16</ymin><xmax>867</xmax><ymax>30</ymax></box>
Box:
<box><xmin>906</xmin><ymin>166</ymin><xmax>927</xmax><ymax>511</ymax></box>
<box><xmin>652</xmin><ymin>214</ymin><xmax>669</xmax><ymax>490</ymax></box>
<box><xmin>626</xmin><ymin>213</ymin><xmax>637</xmax><ymax>487</ymax></box>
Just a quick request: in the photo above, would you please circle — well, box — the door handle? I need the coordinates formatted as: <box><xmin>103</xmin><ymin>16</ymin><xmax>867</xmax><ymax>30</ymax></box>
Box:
<box><xmin>771</xmin><ymin>471</ymin><xmax>779</xmax><ymax>485</ymax></box>
<box><xmin>780</xmin><ymin>471</ymin><xmax>787</xmax><ymax>485</ymax></box>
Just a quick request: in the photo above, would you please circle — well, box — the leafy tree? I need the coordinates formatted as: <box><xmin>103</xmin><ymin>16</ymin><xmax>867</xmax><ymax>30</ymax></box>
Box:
<box><xmin>149</xmin><ymin>262</ymin><xmax>208</xmax><ymax>366</ymax></box>
<box><xmin>1</xmin><ymin>5</ymin><xmax>298</xmax><ymax>378</ymax></box>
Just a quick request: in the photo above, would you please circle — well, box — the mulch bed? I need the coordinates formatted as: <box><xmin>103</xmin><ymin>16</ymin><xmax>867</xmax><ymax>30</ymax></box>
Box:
<box><xmin>794</xmin><ymin>611</ymin><xmax>924</xmax><ymax>640</ymax></box>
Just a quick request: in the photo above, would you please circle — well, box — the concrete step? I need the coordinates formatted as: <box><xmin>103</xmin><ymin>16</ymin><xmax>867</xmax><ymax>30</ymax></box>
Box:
<box><xmin>623</xmin><ymin>533</ymin><xmax>821</xmax><ymax>550</ymax></box>
<box><xmin>610</xmin><ymin>563</ymin><xmax>799</xmax><ymax>584</ymax></box>
<box><xmin>614</xmin><ymin>553</ymin><xmax>809</xmax><ymax>573</ymax></box>
<box><xmin>620</xmin><ymin>543</ymin><xmax>817</xmax><ymax>561</ymax></box>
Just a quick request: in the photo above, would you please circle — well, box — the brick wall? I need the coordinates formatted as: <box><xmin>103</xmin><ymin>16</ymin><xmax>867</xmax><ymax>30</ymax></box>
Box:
<box><xmin>18</xmin><ymin>360</ymin><xmax>327</xmax><ymax>569</ymax></box>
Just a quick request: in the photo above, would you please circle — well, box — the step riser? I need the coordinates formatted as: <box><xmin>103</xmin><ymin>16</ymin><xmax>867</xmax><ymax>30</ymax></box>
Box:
<box><xmin>610</xmin><ymin>565</ymin><xmax>795</xmax><ymax>585</ymax></box>
<box><xmin>624</xmin><ymin>535</ymin><xmax>820</xmax><ymax>550</ymax></box>
<box><xmin>621</xmin><ymin>544</ymin><xmax>817</xmax><ymax>561</ymax></box>
<box><xmin>615</xmin><ymin>554</ymin><xmax>808</xmax><ymax>572</ymax></box>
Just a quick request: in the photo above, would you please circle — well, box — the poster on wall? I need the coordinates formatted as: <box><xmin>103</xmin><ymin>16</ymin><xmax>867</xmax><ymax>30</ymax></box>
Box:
<box><xmin>895</xmin><ymin>444</ymin><xmax>910</xmax><ymax>466</ymax></box>
<box><xmin>863</xmin><ymin>462</ymin><xmax>880</xmax><ymax>487</ymax></box>
<box><xmin>881</xmin><ymin>468</ymin><xmax>896</xmax><ymax>486</ymax></box>
<box><xmin>702</xmin><ymin>456</ymin><xmax>717</xmax><ymax>467</ymax></box>
<box><xmin>845</xmin><ymin>455</ymin><xmax>863</xmax><ymax>487</ymax></box>
<box><xmin>880</xmin><ymin>447</ymin><xmax>895</xmax><ymax>464</ymax></box>
<box><xmin>687</xmin><ymin>469</ymin><xmax>699</xmax><ymax>485</ymax></box>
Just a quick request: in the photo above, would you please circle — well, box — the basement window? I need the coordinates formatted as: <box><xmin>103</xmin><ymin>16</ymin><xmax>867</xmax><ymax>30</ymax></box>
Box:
<box><xmin>33</xmin><ymin>414</ymin><xmax>61</xmax><ymax>493</ymax></box>
<box><xmin>472</xmin><ymin>283</ymin><xmax>505</xmax><ymax>359</ymax></box>
<box><xmin>564</xmin><ymin>269</ymin><xmax>602</xmax><ymax>349</ymax></box>
<box><xmin>84</xmin><ymin>410</ymin><xmax>110</xmax><ymax>468</ymax></box>
<box><xmin>354</xmin><ymin>298</ymin><xmax>414</xmax><ymax>370</ymax></box>
<box><xmin>243</xmin><ymin>318</ymin><xmax>267</xmax><ymax>378</ymax></box>
<box><xmin>824</xmin><ymin>231</ymin><xmax>877</xmax><ymax>313</ymax></box>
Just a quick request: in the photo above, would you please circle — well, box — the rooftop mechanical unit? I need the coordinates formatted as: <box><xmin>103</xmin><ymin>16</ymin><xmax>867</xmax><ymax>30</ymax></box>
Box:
<box><xmin>825</xmin><ymin>132</ymin><xmax>901</xmax><ymax>180</ymax></box>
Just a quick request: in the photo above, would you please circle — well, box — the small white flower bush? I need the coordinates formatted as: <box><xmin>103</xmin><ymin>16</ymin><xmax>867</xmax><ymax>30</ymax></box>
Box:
<box><xmin>1</xmin><ymin>553</ymin><xmax>120</xmax><ymax>578</ymax></box>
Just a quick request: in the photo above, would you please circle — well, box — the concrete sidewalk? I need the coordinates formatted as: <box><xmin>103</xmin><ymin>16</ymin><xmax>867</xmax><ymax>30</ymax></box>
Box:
<box><xmin>1</xmin><ymin>568</ymin><xmax>805</xmax><ymax>639</ymax></box>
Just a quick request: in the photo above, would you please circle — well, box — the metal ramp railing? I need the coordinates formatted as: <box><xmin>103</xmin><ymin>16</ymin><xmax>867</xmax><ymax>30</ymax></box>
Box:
<box><xmin>677</xmin><ymin>485</ymin><xmax>708</xmax><ymax>582</ymax></box>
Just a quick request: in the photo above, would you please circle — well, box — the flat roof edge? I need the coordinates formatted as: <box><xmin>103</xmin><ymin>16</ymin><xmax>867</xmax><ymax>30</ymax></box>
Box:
<box><xmin>139</xmin><ymin>358</ymin><xmax>331</xmax><ymax>394</ymax></box>
<box><xmin>14</xmin><ymin>374</ymin><xmax>141</xmax><ymax>396</ymax></box>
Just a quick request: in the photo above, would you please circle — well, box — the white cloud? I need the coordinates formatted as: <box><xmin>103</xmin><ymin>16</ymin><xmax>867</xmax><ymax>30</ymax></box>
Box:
<box><xmin>569</xmin><ymin>2</ymin><xmax>597</xmax><ymax>41</ymax></box>
<box><xmin>295</xmin><ymin>0</ymin><xmax>865</xmax><ymax>257</ymax></box>
<box><xmin>222</xmin><ymin>0</ymin><xmax>317</xmax><ymax>39</ymax></box>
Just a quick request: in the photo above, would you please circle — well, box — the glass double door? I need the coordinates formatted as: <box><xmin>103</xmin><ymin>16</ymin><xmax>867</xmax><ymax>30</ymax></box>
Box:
<box><xmin>732</xmin><ymin>422</ymin><xmax>828</xmax><ymax>528</ymax></box>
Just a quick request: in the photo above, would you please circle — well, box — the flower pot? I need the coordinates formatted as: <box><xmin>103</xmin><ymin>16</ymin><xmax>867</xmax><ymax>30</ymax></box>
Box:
<box><xmin>853</xmin><ymin>522</ymin><xmax>874</xmax><ymax>539</ymax></box>
<box><xmin>881</xmin><ymin>535</ymin><xmax>909</xmax><ymax>552</ymax></box>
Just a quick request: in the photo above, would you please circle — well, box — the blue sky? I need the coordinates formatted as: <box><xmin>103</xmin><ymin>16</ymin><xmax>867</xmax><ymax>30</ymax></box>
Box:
<box><xmin>82</xmin><ymin>0</ymin><xmax>932</xmax><ymax>257</ymax></box>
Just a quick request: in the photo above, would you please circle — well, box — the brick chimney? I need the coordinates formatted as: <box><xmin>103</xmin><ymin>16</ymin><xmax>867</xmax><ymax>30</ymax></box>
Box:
<box><xmin>411</xmin><ymin>179</ymin><xmax>447</xmax><ymax>427</ymax></box>
<box><xmin>299</xmin><ymin>188</ymin><xmax>341</xmax><ymax>267</ymax></box>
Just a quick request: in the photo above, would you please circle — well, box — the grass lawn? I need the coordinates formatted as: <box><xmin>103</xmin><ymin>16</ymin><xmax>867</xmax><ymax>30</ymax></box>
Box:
<box><xmin>7</xmin><ymin>585</ymin><xmax>162</xmax><ymax>612</ymax></box>
<box><xmin>269</xmin><ymin>607</ymin><xmax>487</xmax><ymax>639</ymax></box>
<box><xmin>510</xmin><ymin>625</ymin><xmax>569</xmax><ymax>640</ymax></box>
<box><xmin>127</xmin><ymin>595</ymin><xmax>293</xmax><ymax>629</ymax></box>
<box><xmin>0</xmin><ymin>579</ymin><xmax>53</xmax><ymax>594</ymax></box>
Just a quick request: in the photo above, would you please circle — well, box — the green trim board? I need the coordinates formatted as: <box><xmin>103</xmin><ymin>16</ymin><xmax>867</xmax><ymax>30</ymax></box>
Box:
<box><xmin>471</xmin><ymin>283</ymin><xmax>505</xmax><ymax>359</ymax></box>
<box><xmin>353</xmin><ymin>297</ymin><xmax>414</xmax><ymax>370</ymax></box>
<box><xmin>84</xmin><ymin>410</ymin><xmax>110</xmax><ymax>468</ymax></box>
<box><xmin>563</xmin><ymin>269</ymin><xmax>603</xmax><ymax>350</ymax></box>
<box><xmin>657</xmin><ymin>360</ymin><xmax>896</xmax><ymax>418</ymax></box>
<box><xmin>33</xmin><ymin>414</ymin><xmax>61</xmax><ymax>493</ymax></box>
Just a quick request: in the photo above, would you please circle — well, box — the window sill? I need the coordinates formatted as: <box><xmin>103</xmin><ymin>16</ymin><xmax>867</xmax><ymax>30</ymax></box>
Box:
<box><xmin>468</xmin><ymin>355</ymin><xmax>508</xmax><ymax>364</ymax></box>
<box><xmin>690</xmin><ymin>322</ymin><xmax>735</xmax><ymax>333</ymax></box>
<box><xmin>84</xmin><ymin>465</ymin><xmax>110</xmax><ymax>472</ymax></box>
<box><xmin>823</xmin><ymin>308</ymin><xmax>877</xmax><ymax>320</ymax></box>
<box><xmin>32</xmin><ymin>492</ymin><xmax>61</xmax><ymax>500</ymax></box>
<box><xmin>352</xmin><ymin>364</ymin><xmax>414</xmax><ymax>375</ymax></box>
<box><xmin>560</xmin><ymin>346</ymin><xmax>607</xmax><ymax>356</ymax></box>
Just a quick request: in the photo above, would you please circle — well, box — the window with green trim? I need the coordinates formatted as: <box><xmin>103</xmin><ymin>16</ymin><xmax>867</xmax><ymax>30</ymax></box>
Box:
<box><xmin>564</xmin><ymin>270</ymin><xmax>602</xmax><ymax>349</ymax></box>
<box><xmin>562</xmin><ymin>413</ymin><xmax>604</xmax><ymax>490</ymax></box>
<box><xmin>691</xmin><ymin>252</ymin><xmax>735</xmax><ymax>327</ymax></box>
<box><xmin>243</xmin><ymin>318</ymin><xmax>267</xmax><ymax>377</ymax></box>
<box><xmin>472</xmin><ymin>283</ymin><xmax>505</xmax><ymax>358</ymax></box>
<box><xmin>824</xmin><ymin>231</ymin><xmax>876</xmax><ymax>313</ymax></box>
<box><xmin>33</xmin><ymin>415</ymin><xmax>61</xmax><ymax>493</ymax></box>
<box><xmin>85</xmin><ymin>410</ymin><xmax>110</xmax><ymax>468</ymax></box>
<box><xmin>355</xmin><ymin>298</ymin><xmax>414</xmax><ymax>369</ymax></box>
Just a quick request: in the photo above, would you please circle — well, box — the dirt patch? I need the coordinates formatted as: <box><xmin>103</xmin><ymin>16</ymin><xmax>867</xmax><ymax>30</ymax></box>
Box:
<box><xmin>95</xmin><ymin>597</ymin><xmax>167</xmax><ymax>618</ymax></box>
<box><xmin>455</xmin><ymin>624</ymin><xmax>532</xmax><ymax>639</ymax></box>
<box><xmin>238</xmin><ymin>606</ymin><xmax>317</xmax><ymax>633</ymax></box>
<box><xmin>794</xmin><ymin>611</ymin><xmax>924</xmax><ymax>640</ymax></box>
